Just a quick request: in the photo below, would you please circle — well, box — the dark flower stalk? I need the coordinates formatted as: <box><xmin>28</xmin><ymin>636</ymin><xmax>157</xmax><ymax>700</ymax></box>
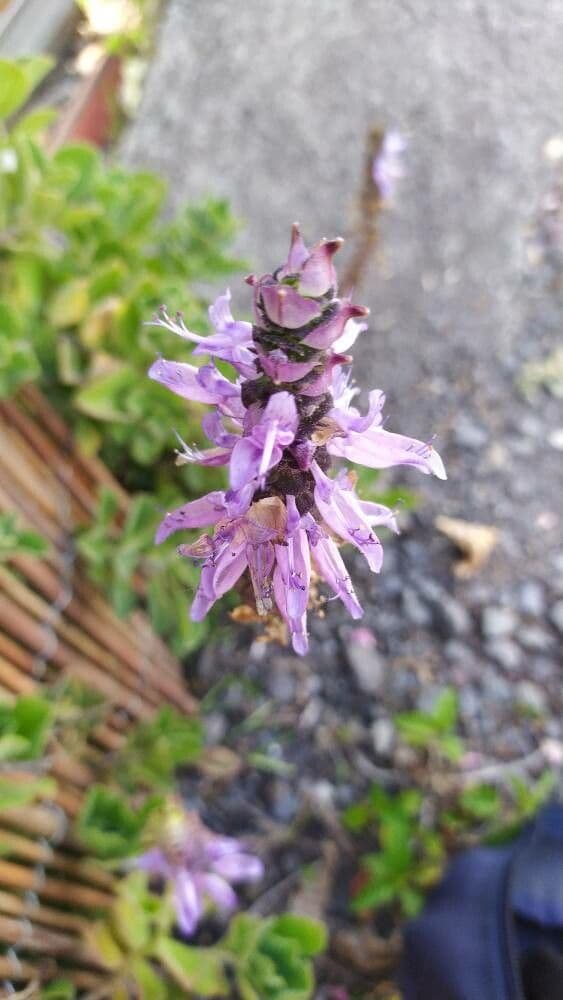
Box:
<box><xmin>149</xmin><ymin>226</ymin><xmax>445</xmax><ymax>654</ymax></box>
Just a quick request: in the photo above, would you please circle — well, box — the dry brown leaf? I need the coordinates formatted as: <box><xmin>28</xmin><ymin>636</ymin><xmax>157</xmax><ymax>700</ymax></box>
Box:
<box><xmin>197</xmin><ymin>745</ymin><xmax>242</xmax><ymax>782</ymax></box>
<box><xmin>230</xmin><ymin>603</ymin><xmax>263</xmax><ymax>624</ymax></box>
<box><xmin>435</xmin><ymin>514</ymin><xmax>498</xmax><ymax>578</ymax></box>
<box><xmin>311</xmin><ymin>416</ymin><xmax>345</xmax><ymax>445</ymax></box>
<box><xmin>332</xmin><ymin>926</ymin><xmax>402</xmax><ymax>975</ymax></box>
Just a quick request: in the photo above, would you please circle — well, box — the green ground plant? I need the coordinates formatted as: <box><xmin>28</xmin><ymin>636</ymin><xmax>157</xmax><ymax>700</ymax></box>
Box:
<box><xmin>0</xmin><ymin>685</ymin><xmax>325</xmax><ymax>999</ymax></box>
<box><xmin>0</xmin><ymin>56</ymin><xmax>244</xmax><ymax>653</ymax></box>
<box><xmin>345</xmin><ymin>686</ymin><xmax>556</xmax><ymax>921</ymax></box>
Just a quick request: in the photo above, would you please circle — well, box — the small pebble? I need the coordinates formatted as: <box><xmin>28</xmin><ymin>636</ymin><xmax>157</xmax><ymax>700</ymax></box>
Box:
<box><xmin>205</xmin><ymin>712</ymin><xmax>227</xmax><ymax>744</ymax></box>
<box><xmin>269</xmin><ymin>672</ymin><xmax>297</xmax><ymax>702</ymax></box>
<box><xmin>517</xmin><ymin>580</ymin><xmax>546</xmax><ymax>617</ymax></box>
<box><xmin>481</xmin><ymin>606</ymin><xmax>518</xmax><ymax>638</ymax></box>
<box><xmin>517</xmin><ymin>625</ymin><xmax>554</xmax><ymax>652</ymax></box>
<box><xmin>454</xmin><ymin>418</ymin><xmax>489</xmax><ymax>450</ymax></box>
<box><xmin>344</xmin><ymin>631</ymin><xmax>385</xmax><ymax>696</ymax></box>
<box><xmin>432</xmin><ymin>593</ymin><xmax>473</xmax><ymax>637</ymax></box>
<box><xmin>459</xmin><ymin>686</ymin><xmax>481</xmax><ymax>718</ymax></box>
<box><xmin>482</xmin><ymin>673</ymin><xmax>512</xmax><ymax>703</ymax></box>
<box><xmin>444</xmin><ymin>639</ymin><xmax>475</xmax><ymax>664</ymax></box>
<box><xmin>370</xmin><ymin>718</ymin><xmax>395</xmax><ymax>757</ymax></box>
<box><xmin>548</xmin><ymin>599</ymin><xmax>563</xmax><ymax>635</ymax></box>
<box><xmin>547</xmin><ymin>428</ymin><xmax>563</xmax><ymax>450</ymax></box>
<box><xmin>401</xmin><ymin>586</ymin><xmax>432</xmax><ymax>627</ymax></box>
<box><xmin>485</xmin><ymin>637</ymin><xmax>523</xmax><ymax>672</ymax></box>
<box><xmin>269</xmin><ymin>780</ymin><xmax>299</xmax><ymax>823</ymax></box>
<box><xmin>514</xmin><ymin>681</ymin><xmax>548</xmax><ymax>716</ymax></box>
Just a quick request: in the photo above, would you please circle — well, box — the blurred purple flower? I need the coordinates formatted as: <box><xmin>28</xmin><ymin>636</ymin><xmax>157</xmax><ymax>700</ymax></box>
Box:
<box><xmin>135</xmin><ymin>807</ymin><xmax>263</xmax><ymax>938</ymax></box>
<box><xmin>372</xmin><ymin>130</ymin><xmax>407</xmax><ymax>200</ymax></box>
<box><xmin>150</xmin><ymin>224</ymin><xmax>445</xmax><ymax>655</ymax></box>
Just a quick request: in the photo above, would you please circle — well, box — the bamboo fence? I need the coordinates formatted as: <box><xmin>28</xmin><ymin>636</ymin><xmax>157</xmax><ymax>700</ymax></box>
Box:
<box><xmin>0</xmin><ymin>386</ymin><xmax>197</xmax><ymax>993</ymax></box>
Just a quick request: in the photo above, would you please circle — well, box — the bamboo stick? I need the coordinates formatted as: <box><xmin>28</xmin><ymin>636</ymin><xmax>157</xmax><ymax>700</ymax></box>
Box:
<box><xmin>0</xmin><ymin>656</ymin><xmax>35</xmax><ymax>696</ymax></box>
<box><xmin>0</xmin><ymin>830</ymin><xmax>113</xmax><ymax>891</ymax></box>
<box><xmin>0</xmin><ymin>890</ymin><xmax>89</xmax><ymax>935</ymax></box>
<box><xmin>0</xmin><ymin>766</ymin><xmax>80</xmax><ymax>818</ymax></box>
<box><xmin>0</xmin><ymin>861</ymin><xmax>113</xmax><ymax>910</ymax></box>
<box><xmin>9</xmin><ymin>558</ymin><xmax>195</xmax><ymax>712</ymax></box>
<box><xmin>0</xmin><ymin>479</ymin><xmax>61</xmax><ymax>548</ymax></box>
<box><xmin>0</xmin><ymin>566</ymin><xmax>192</xmax><ymax>714</ymax></box>
<box><xmin>0</xmin><ymin>593</ymin><xmax>155</xmax><ymax>720</ymax></box>
<box><xmin>1</xmin><ymin>406</ymin><xmax>194</xmax><ymax>707</ymax></box>
<box><xmin>0</xmin><ymin>566</ymin><xmax>163</xmax><ymax>705</ymax></box>
<box><xmin>0</xmin><ymin>642</ymin><xmax>129</xmax><ymax>756</ymax></box>
<box><xmin>0</xmin><ymin>954</ymin><xmax>50</xmax><ymax>982</ymax></box>
<box><xmin>0</xmin><ymin>428</ymin><xmax>62</xmax><ymax>524</ymax></box>
<box><xmin>0</xmin><ymin>914</ymin><xmax>111</xmax><ymax>975</ymax></box>
<box><xmin>0</xmin><ymin>805</ymin><xmax>70</xmax><ymax>843</ymax></box>
<box><xmin>0</xmin><ymin>400</ymin><xmax>99</xmax><ymax>521</ymax></box>
<box><xmin>0</xmin><ymin>956</ymin><xmax>106</xmax><ymax>992</ymax></box>
<box><xmin>21</xmin><ymin>386</ymin><xmax>130</xmax><ymax>513</ymax></box>
<box><xmin>12</xmin><ymin>547</ymin><xmax>189</xmax><ymax>697</ymax></box>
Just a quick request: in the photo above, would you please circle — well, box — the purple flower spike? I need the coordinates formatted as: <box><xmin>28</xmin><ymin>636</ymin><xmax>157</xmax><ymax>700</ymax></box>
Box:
<box><xmin>134</xmin><ymin>804</ymin><xmax>263</xmax><ymax>938</ymax></box>
<box><xmin>149</xmin><ymin>224</ymin><xmax>446</xmax><ymax>653</ymax></box>
<box><xmin>297</xmin><ymin>237</ymin><xmax>343</xmax><ymax>297</ymax></box>
<box><xmin>260</xmin><ymin>282</ymin><xmax>322</xmax><ymax>329</ymax></box>
<box><xmin>279</xmin><ymin>221</ymin><xmax>310</xmax><ymax>278</ymax></box>
<box><xmin>229</xmin><ymin>391</ymin><xmax>298</xmax><ymax>490</ymax></box>
<box><xmin>302</xmin><ymin>301</ymin><xmax>369</xmax><ymax>350</ymax></box>
<box><xmin>257</xmin><ymin>347</ymin><xmax>319</xmax><ymax>384</ymax></box>
<box><xmin>278</xmin><ymin>224</ymin><xmax>343</xmax><ymax>297</ymax></box>
<box><xmin>373</xmin><ymin>130</ymin><xmax>407</xmax><ymax>201</ymax></box>
<box><xmin>149</xmin><ymin>358</ymin><xmax>242</xmax><ymax>411</ymax></box>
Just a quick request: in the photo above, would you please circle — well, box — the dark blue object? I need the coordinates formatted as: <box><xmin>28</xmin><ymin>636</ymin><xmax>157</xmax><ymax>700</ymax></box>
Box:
<box><xmin>400</xmin><ymin>803</ymin><xmax>563</xmax><ymax>1000</ymax></box>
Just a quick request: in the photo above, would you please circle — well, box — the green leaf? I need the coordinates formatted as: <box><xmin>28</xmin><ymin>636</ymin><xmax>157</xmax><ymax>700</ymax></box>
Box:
<box><xmin>0</xmin><ymin>695</ymin><xmax>52</xmax><ymax>761</ymax></box>
<box><xmin>0</xmin><ymin>302</ymin><xmax>39</xmax><ymax>397</ymax></box>
<box><xmin>224</xmin><ymin>914</ymin><xmax>323</xmax><ymax>1000</ymax></box>
<box><xmin>117</xmin><ymin>707</ymin><xmax>203</xmax><ymax>792</ymax></box>
<box><xmin>40</xmin><ymin>980</ymin><xmax>76</xmax><ymax>999</ymax></box>
<box><xmin>394</xmin><ymin>688</ymin><xmax>461</xmax><ymax>757</ymax></box>
<box><xmin>246</xmin><ymin>752</ymin><xmax>295</xmax><ymax>778</ymax></box>
<box><xmin>399</xmin><ymin>886</ymin><xmax>425</xmax><ymax>917</ymax></box>
<box><xmin>51</xmin><ymin>143</ymin><xmax>100</xmax><ymax>198</ymax></box>
<box><xmin>0</xmin><ymin>775</ymin><xmax>56</xmax><ymax>810</ymax></box>
<box><xmin>18</xmin><ymin>55</ymin><xmax>54</xmax><ymax>93</ymax></box>
<box><xmin>223</xmin><ymin>913</ymin><xmax>265</xmax><ymax>960</ymax></box>
<box><xmin>12</xmin><ymin>106</ymin><xmax>57</xmax><ymax>138</ymax></box>
<box><xmin>0</xmin><ymin>60</ymin><xmax>28</xmax><ymax>119</ymax></box>
<box><xmin>268</xmin><ymin>915</ymin><xmax>327</xmax><ymax>957</ymax></box>
<box><xmin>84</xmin><ymin>920</ymin><xmax>124</xmax><ymax>969</ymax></box>
<box><xmin>76</xmin><ymin>786</ymin><xmax>161</xmax><ymax>860</ymax></box>
<box><xmin>438</xmin><ymin>733</ymin><xmax>464</xmax><ymax>762</ymax></box>
<box><xmin>129</xmin><ymin>957</ymin><xmax>167</xmax><ymax>1000</ymax></box>
<box><xmin>47</xmin><ymin>278</ymin><xmax>90</xmax><ymax>328</ymax></box>
<box><xmin>74</xmin><ymin>366</ymin><xmax>138</xmax><ymax>423</ymax></box>
<box><xmin>432</xmin><ymin>689</ymin><xmax>459</xmax><ymax>730</ymax></box>
<box><xmin>351</xmin><ymin>878</ymin><xmax>396</xmax><ymax>912</ymax></box>
<box><xmin>394</xmin><ymin>713</ymin><xmax>437</xmax><ymax>746</ymax></box>
<box><xmin>342</xmin><ymin>799</ymin><xmax>372</xmax><ymax>832</ymax></box>
<box><xmin>154</xmin><ymin>937</ymin><xmax>228</xmax><ymax>996</ymax></box>
<box><xmin>0</xmin><ymin>513</ymin><xmax>48</xmax><ymax>560</ymax></box>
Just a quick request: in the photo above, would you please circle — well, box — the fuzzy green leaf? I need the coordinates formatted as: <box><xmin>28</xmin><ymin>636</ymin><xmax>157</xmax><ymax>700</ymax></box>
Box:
<box><xmin>76</xmin><ymin>786</ymin><xmax>161</xmax><ymax>860</ymax></box>
<box><xmin>0</xmin><ymin>60</ymin><xmax>28</xmax><ymax>118</ymax></box>
<box><xmin>154</xmin><ymin>937</ymin><xmax>228</xmax><ymax>996</ymax></box>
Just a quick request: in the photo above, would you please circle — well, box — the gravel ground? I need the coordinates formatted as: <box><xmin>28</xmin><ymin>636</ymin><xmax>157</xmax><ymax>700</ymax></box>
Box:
<box><xmin>122</xmin><ymin>2</ymin><xmax>563</xmax><ymax>991</ymax></box>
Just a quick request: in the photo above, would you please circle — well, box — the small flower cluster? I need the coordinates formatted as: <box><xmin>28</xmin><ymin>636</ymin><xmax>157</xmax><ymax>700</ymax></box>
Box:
<box><xmin>149</xmin><ymin>225</ymin><xmax>445</xmax><ymax>654</ymax></box>
<box><xmin>136</xmin><ymin>802</ymin><xmax>263</xmax><ymax>937</ymax></box>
